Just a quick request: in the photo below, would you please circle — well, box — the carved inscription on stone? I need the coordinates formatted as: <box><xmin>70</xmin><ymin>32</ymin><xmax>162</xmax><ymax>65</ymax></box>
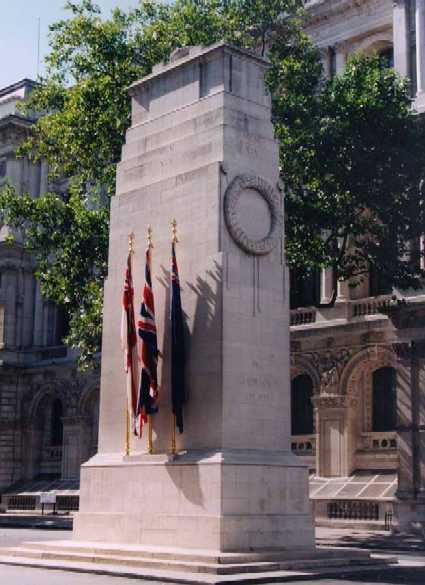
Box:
<box><xmin>224</xmin><ymin>174</ymin><xmax>282</xmax><ymax>255</ymax></box>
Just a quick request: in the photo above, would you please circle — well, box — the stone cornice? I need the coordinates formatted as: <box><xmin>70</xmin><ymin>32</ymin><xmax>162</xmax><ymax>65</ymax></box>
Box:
<box><xmin>0</xmin><ymin>79</ymin><xmax>37</xmax><ymax>100</ymax></box>
<box><xmin>306</xmin><ymin>0</ymin><xmax>380</xmax><ymax>24</ymax></box>
<box><xmin>312</xmin><ymin>393</ymin><xmax>358</xmax><ymax>409</ymax></box>
<box><xmin>305</xmin><ymin>0</ymin><xmax>392</xmax><ymax>47</ymax></box>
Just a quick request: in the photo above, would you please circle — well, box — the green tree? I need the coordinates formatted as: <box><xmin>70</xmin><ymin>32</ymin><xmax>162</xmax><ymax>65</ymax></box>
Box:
<box><xmin>270</xmin><ymin>50</ymin><xmax>425</xmax><ymax>301</ymax></box>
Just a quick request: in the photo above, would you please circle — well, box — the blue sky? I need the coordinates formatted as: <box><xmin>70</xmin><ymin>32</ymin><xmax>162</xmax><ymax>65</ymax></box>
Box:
<box><xmin>0</xmin><ymin>1</ymin><xmax>141</xmax><ymax>89</ymax></box>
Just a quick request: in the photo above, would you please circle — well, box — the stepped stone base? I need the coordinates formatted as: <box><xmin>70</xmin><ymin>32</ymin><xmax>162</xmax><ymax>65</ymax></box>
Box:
<box><xmin>73</xmin><ymin>451</ymin><xmax>315</xmax><ymax>552</ymax></box>
<box><xmin>0</xmin><ymin>540</ymin><xmax>396</xmax><ymax>584</ymax></box>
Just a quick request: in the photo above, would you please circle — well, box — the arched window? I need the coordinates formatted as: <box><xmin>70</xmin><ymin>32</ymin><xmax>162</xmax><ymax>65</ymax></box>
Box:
<box><xmin>291</xmin><ymin>374</ymin><xmax>314</xmax><ymax>435</ymax></box>
<box><xmin>50</xmin><ymin>399</ymin><xmax>63</xmax><ymax>446</ymax></box>
<box><xmin>372</xmin><ymin>367</ymin><xmax>397</xmax><ymax>432</ymax></box>
<box><xmin>378</xmin><ymin>47</ymin><xmax>394</xmax><ymax>69</ymax></box>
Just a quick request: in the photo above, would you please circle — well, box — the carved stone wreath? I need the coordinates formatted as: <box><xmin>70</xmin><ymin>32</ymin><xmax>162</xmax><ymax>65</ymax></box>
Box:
<box><xmin>224</xmin><ymin>174</ymin><xmax>282</xmax><ymax>255</ymax></box>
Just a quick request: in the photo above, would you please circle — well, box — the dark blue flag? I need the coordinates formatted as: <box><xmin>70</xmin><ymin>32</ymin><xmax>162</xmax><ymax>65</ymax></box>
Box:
<box><xmin>171</xmin><ymin>242</ymin><xmax>185</xmax><ymax>433</ymax></box>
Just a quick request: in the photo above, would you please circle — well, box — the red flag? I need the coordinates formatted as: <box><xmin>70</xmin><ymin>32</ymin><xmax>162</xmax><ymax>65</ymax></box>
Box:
<box><xmin>121</xmin><ymin>251</ymin><xmax>139</xmax><ymax>435</ymax></box>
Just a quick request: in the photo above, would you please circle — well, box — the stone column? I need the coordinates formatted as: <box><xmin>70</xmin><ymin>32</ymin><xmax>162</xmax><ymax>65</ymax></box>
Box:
<box><xmin>32</xmin><ymin>280</ymin><xmax>44</xmax><ymax>347</ymax></box>
<box><xmin>394</xmin><ymin>342</ymin><xmax>425</xmax><ymax>530</ymax></box>
<box><xmin>335</xmin><ymin>42</ymin><xmax>347</xmax><ymax>74</ymax></box>
<box><xmin>320</xmin><ymin>48</ymin><xmax>332</xmax><ymax>79</ymax></box>
<box><xmin>314</xmin><ymin>392</ymin><xmax>355</xmax><ymax>477</ymax></box>
<box><xmin>417</xmin><ymin>353</ymin><xmax>425</xmax><ymax>504</ymax></box>
<box><xmin>415</xmin><ymin>0</ymin><xmax>425</xmax><ymax>110</ymax></box>
<box><xmin>320</xmin><ymin>267</ymin><xmax>334</xmax><ymax>304</ymax></box>
<box><xmin>393</xmin><ymin>0</ymin><xmax>410</xmax><ymax>77</ymax></box>
<box><xmin>4</xmin><ymin>268</ymin><xmax>17</xmax><ymax>349</ymax></box>
<box><xmin>61</xmin><ymin>417</ymin><xmax>82</xmax><ymax>480</ymax></box>
<box><xmin>22</xmin><ymin>270</ymin><xmax>35</xmax><ymax>348</ymax></box>
<box><xmin>336</xmin><ymin>278</ymin><xmax>350</xmax><ymax>302</ymax></box>
<box><xmin>395</xmin><ymin>346</ymin><xmax>415</xmax><ymax>500</ymax></box>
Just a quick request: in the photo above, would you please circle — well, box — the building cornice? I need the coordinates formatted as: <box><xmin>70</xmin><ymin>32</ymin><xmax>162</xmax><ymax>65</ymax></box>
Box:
<box><xmin>0</xmin><ymin>79</ymin><xmax>37</xmax><ymax>100</ymax></box>
<box><xmin>306</xmin><ymin>0</ymin><xmax>391</xmax><ymax>35</ymax></box>
<box><xmin>307</xmin><ymin>0</ymin><xmax>375</xmax><ymax>23</ymax></box>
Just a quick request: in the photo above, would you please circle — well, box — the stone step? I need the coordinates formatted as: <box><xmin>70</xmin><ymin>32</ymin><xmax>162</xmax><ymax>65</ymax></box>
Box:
<box><xmin>1</xmin><ymin>547</ymin><xmax>284</xmax><ymax>575</ymax></box>
<box><xmin>0</xmin><ymin>553</ymin><xmax>398</xmax><ymax>585</ymax></box>
<box><xmin>0</xmin><ymin>542</ymin><xmax>394</xmax><ymax>576</ymax></box>
<box><xmin>19</xmin><ymin>539</ymin><xmax>368</xmax><ymax>564</ymax></box>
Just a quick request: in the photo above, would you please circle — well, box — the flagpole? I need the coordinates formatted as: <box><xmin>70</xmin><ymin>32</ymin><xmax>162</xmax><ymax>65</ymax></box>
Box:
<box><xmin>125</xmin><ymin>409</ymin><xmax>130</xmax><ymax>457</ymax></box>
<box><xmin>171</xmin><ymin>414</ymin><xmax>177</xmax><ymax>455</ymax></box>
<box><xmin>125</xmin><ymin>232</ymin><xmax>135</xmax><ymax>457</ymax></box>
<box><xmin>170</xmin><ymin>219</ymin><xmax>178</xmax><ymax>456</ymax></box>
<box><xmin>147</xmin><ymin>225</ymin><xmax>154</xmax><ymax>456</ymax></box>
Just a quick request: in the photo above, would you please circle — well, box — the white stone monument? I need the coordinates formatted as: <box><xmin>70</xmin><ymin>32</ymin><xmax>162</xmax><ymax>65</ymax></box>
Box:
<box><xmin>0</xmin><ymin>43</ymin><xmax>385</xmax><ymax>583</ymax></box>
<box><xmin>73</xmin><ymin>42</ymin><xmax>315</xmax><ymax>553</ymax></box>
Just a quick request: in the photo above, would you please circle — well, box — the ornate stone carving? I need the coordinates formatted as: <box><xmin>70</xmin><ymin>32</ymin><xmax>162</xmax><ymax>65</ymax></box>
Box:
<box><xmin>313</xmin><ymin>393</ymin><xmax>358</xmax><ymax>410</ymax></box>
<box><xmin>224</xmin><ymin>174</ymin><xmax>282</xmax><ymax>255</ymax></box>
<box><xmin>305</xmin><ymin>348</ymin><xmax>353</xmax><ymax>394</ymax></box>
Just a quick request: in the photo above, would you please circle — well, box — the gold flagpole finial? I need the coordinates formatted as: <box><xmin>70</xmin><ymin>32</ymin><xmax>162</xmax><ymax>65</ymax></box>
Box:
<box><xmin>171</xmin><ymin>219</ymin><xmax>178</xmax><ymax>244</ymax></box>
<box><xmin>128</xmin><ymin>232</ymin><xmax>135</xmax><ymax>254</ymax></box>
<box><xmin>147</xmin><ymin>225</ymin><xmax>154</xmax><ymax>249</ymax></box>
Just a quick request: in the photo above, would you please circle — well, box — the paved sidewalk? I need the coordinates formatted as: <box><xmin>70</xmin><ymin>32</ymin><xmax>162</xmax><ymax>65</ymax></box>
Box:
<box><xmin>0</xmin><ymin>526</ymin><xmax>424</xmax><ymax>584</ymax></box>
<box><xmin>316</xmin><ymin>526</ymin><xmax>425</xmax><ymax>554</ymax></box>
<box><xmin>1</xmin><ymin>562</ymin><xmax>425</xmax><ymax>585</ymax></box>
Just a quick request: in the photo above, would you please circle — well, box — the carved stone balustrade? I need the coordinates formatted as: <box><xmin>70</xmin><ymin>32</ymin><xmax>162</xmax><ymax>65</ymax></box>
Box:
<box><xmin>290</xmin><ymin>307</ymin><xmax>317</xmax><ymax>326</ymax></box>
<box><xmin>291</xmin><ymin>435</ymin><xmax>316</xmax><ymax>456</ymax></box>
<box><xmin>360</xmin><ymin>432</ymin><xmax>397</xmax><ymax>451</ymax></box>
<box><xmin>350</xmin><ymin>295</ymin><xmax>392</xmax><ymax>318</ymax></box>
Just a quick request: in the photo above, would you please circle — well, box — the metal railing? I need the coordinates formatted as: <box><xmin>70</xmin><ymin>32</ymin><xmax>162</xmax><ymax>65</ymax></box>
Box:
<box><xmin>328</xmin><ymin>500</ymin><xmax>379</xmax><ymax>521</ymax></box>
<box><xmin>56</xmin><ymin>496</ymin><xmax>79</xmax><ymax>511</ymax></box>
<box><xmin>7</xmin><ymin>495</ymin><xmax>36</xmax><ymax>511</ymax></box>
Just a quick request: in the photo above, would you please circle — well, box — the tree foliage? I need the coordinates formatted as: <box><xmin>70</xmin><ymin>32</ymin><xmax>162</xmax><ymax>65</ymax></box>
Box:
<box><xmin>271</xmin><ymin>51</ymin><xmax>425</xmax><ymax>298</ymax></box>
<box><xmin>0</xmin><ymin>0</ymin><xmax>424</xmax><ymax>366</ymax></box>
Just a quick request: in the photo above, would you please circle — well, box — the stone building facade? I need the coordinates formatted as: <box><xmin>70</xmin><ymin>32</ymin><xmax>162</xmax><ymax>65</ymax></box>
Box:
<box><xmin>0</xmin><ymin>80</ymin><xmax>99</xmax><ymax>511</ymax></box>
<box><xmin>288</xmin><ymin>0</ymin><xmax>425</xmax><ymax>530</ymax></box>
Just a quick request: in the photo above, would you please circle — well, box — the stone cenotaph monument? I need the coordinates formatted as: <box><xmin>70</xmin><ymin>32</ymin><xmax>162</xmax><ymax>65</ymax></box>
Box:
<box><xmin>74</xmin><ymin>42</ymin><xmax>315</xmax><ymax>554</ymax></box>
<box><xmin>0</xmin><ymin>43</ymin><xmax>382</xmax><ymax>583</ymax></box>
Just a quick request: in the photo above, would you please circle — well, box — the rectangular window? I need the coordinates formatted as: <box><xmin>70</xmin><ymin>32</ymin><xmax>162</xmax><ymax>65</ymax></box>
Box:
<box><xmin>408</xmin><ymin>0</ymin><xmax>418</xmax><ymax>96</ymax></box>
<box><xmin>0</xmin><ymin>305</ymin><xmax>5</xmax><ymax>349</ymax></box>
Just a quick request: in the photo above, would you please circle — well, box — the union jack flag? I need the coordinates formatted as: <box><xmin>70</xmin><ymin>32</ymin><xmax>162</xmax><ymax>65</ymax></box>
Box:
<box><xmin>171</xmin><ymin>241</ymin><xmax>185</xmax><ymax>434</ymax></box>
<box><xmin>137</xmin><ymin>246</ymin><xmax>159</xmax><ymax>435</ymax></box>
<box><xmin>121</xmin><ymin>251</ymin><xmax>139</xmax><ymax>435</ymax></box>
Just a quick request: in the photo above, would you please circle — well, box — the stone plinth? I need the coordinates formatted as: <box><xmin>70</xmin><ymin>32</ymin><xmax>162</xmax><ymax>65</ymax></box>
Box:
<box><xmin>73</xmin><ymin>43</ymin><xmax>315</xmax><ymax>552</ymax></box>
